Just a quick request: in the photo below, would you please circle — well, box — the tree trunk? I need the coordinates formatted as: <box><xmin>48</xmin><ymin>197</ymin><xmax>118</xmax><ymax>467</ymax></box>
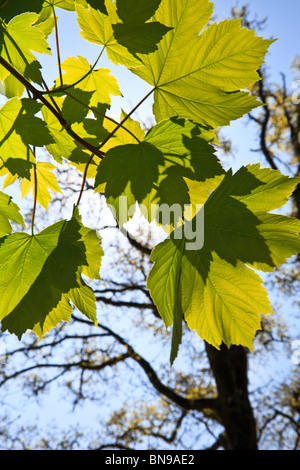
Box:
<box><xmin>205</xmin><ymin>342</ymin><xmax>258</xmax><ymax>450</ymax></box>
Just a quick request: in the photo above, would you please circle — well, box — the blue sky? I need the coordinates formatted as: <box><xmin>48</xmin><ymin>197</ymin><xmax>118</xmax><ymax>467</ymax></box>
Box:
<box><xmin>0</xmin><ymin>0</ymin><xmax>299</xmax><ymax>448</ymax></box>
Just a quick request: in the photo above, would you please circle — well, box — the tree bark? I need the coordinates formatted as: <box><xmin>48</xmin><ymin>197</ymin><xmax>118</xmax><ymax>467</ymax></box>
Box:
<box><xmin>205</xmin><ymin>342</ymin><xmax>258</xmax><ymax>450</ymax></box>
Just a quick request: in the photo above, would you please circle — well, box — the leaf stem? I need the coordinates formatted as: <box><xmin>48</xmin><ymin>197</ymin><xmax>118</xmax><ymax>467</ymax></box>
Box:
<box><xmin>52</xmin><ymin>6</ymin><xmax>63</xmax><ymax>87</ymax></box>
<box><xmin>65</xmin><ymin>90</ymin><xmax>141</xmax><ymax>143</ymax></box>
<box><xmin>75</xmin><ymin>153</ymin><xmax>94</xmax><ymax>207</ymax></box>
<box><xmin>31</xmin><ymin>150</ymin><xmax>37</xmax><ymax>236</ymax></box>
<box><xmin>43</xmin><ymin>47</ymin><xmax>106</xmax><ymax>95</ymax></box>
<box><xmin>75</xmin><ymin>87</ymin><xmax>155</xmax><ymax>207</ymax></box>
<box><xmin>98</xmin><ymin>87</ymin><xmax>155</xmax><ymax>151</ymax></box>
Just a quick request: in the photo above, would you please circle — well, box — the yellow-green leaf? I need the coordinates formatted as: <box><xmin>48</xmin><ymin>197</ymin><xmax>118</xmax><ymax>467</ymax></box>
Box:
<box><xmin>20</xmin><ymin>162</ymin><xmax>62</xmax><ymax>211</ymax></box>
<box><xmin>131</xmin><ymin>0</ymin><xmax>276</xmax><ymax>127</ymax></box>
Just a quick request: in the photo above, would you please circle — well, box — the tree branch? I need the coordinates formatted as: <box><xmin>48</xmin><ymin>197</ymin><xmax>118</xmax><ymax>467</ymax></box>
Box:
<box><xmin>0</xmin><ymin>56</ymin><xmax>105</xmax><ymax>160</ymax></box>
<box><xmin>94</xmin><ymin>320</ymin><xmax>218</xmax><ymax>413</ymax></box>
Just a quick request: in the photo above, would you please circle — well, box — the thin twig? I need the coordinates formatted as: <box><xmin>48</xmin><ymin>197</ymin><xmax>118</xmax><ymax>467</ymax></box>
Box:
<box><xmin>44</xmin><ymin>47</ymin><xmax>105</xmax><ymax>95</ymax></box>
<box><xmin>65</xmin><ymin>90</ymin><xmax>142</xmax><ymax>144</ymax></box>
<box><xmin>75</xmin><ymin>88</ymin><xmax>155</xmax><ymax>206</ymax></box>
<box><xmin>99</xmin><ymin>88</ymin><xmax>155</xmax><ymax>151</ymax></box>
<box><xmin>52</xmin><ymin>6</ymin><xmax>63</xmax><ymax>87</ymax></box>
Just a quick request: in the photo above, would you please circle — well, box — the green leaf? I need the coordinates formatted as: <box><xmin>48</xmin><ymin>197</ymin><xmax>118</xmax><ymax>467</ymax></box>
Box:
<box><xmin>14</xmin><ymin>99</ymin><xmax>55</xmax><ymax>147</ymax></box>
<box><xmin>0</xmin><ymin>98</ymin><xmax>54</xmax><ymax>165</ymax></box>
<box><xmin>41</xmin><ymin>99</ymin><xmax>90</xmax><ymax>164</ymax></box>
<box><xmin>32</xmin><ymin>294</ymin><xmax>73</xmax><ymax>340</ymax></box>
<box><xmin>102</xmin><ymin>110</ymin><xmax>145</xmax><ymax>151</ymax></box>
<box><xmin>112</xmin><ymin>0</ymin><xmax>172</xmax><ymax>55</ymax></box>
<box><xmin>0</xmin><ymin>98</ymin><xmax>34</xmax><ymax>161</ymax></box>
<box><xmin>61</xmin><ymin>88</ymin><xmax>95</xmax><ymax>124</ymax></box>
<box><xmin>0</xmin><ymin>12</ymin><xmax>51</xmax><ymax>88</ymax></box>
<box><xmin>225</xmin><ymin>164</ymin><xmax>300</xmax><ymax>212</ymax></box>
<box><xmin>131</xmin><ymin>0</ymin><xmax>276</xmax><ymax>127</ymax></box>
<box><xmin>0</xmin><ymin>191</ymin><xmax>25</xmax><ymax>236</ymax></box>
<box><xmin>73</xmin><ymin>205</ymin><xmax>103</xmax><ymax>281</ymax></box>
<box><xmin>20</xmin><ymin>162</ymin><xmax>62</xmax><ymax>211</ymax></box>
<box><xmin>75</xmin><ymin>0</ymin><xmax>141</xmax><ymax>67</ymax></box>
<box><xmin>113</xmin><ymin>21</ymin><xmax>172</xmax><ymax>55</ymax></box>
<box><xmin>0</xmin><ymin>220</ymin><xmax>69</xmax><ymax>320</ymax></box>
<box><xmin>95</xmin><ymin>118</ymin><xmax>224</xmax><ymax>226</ymax></box>
<box><xmin>116</xmin><ymin>0</ymin><xmax>162</xmax><ymax>23</ymax></box>
<box><xmin>0</xmin><ymin>217</ymin><xmax>87</xmax><ymax>337</ymax></box>
<box><xmin>68</xmin><ymin>274</ymin><xmax>97</xmax><ymax>323</ymax></box>
<box><xmin>59</xmin><ymin>55</ymin><xmax>121</xmax><ymax>107</ymax></box>
<box><xmin>203</xmin><ymin>167</ymin><xmax>300</xmax><ymax>272</ymax></box>
<box><xmin>0</xmin><ymin>0</ymin><xmax>45</xmax><ymax>21</ymax></box>
<box><xmin>147</xmin><ymin>165</ymin><xmax>300</xmax><ymax>361</ymax></box>
<box><xmin>0</xmin><ymin>208</ymin><xmax>103</xmax><ymax>338</ymax></box>
<box><xmin>1</xmin><ymin>72</ymin><xmax>27</xmax><ymax>98</ymax></box>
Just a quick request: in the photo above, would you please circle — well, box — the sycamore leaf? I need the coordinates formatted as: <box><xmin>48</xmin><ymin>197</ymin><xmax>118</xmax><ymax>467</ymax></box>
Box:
<box><xmin>61</xmin><ymin>88</ymin><xmax>95</xmax><ymax>124</ymax></box>
<box><xmin>226</xmin><ymin>164</ymin><xmax>300</xmax><ymax>212</ymax></box>
<box><xmin>75</xmin><ymin>0</ymin><xmax>142</xmax><ymax>67</ymax></box>
<box><xmin>1</xmin><ymin>73</ymin><xmax>27</xmax><ymax>99</ymax></box>
<box><xmin>68</xmin><ymin>274</ymin><xmax>97</xmax><ymax>323</ymax></box>
<box><xmin>0</xmin><ymin>209</ymin><xmax>103</xmax><ymax>339</ymax></box>
<box><xmin>147</xmin><ymin>164</ymin><xmax>300</xmax><ymax>362</ymax></box>
<box><xmin>20</xmin><ymin>162</ymin><xmax>62</xmax><ymax>211</ymax></box>
<box><xmin>0</xmin><ymin>191</ymin><xmax>25</xmax><ymax>236</ymax></box>
<box><xmin>32</xmin><ymin>294</ymin><xmax>73</xmax><ymax>340</ymax></box>
<box><xmin>95</xmin><ymin>117</ymin><xmax>224</xmax><ymax>226</ymax></box>
<box><xmin>0</xmin><ymin>0</ymin><xmax>71</xmax><ymax>22</ymax></box>
<box><xmin>0</xmin><ymin>1</ymin><xmax>45</xmax><ymax>21</ymax></box>
<box><xmin>131</xmin><ymin>0</ymin><xmax>276</xmax><ymax>127</ymax></box>
<box><xmin>112</xmin><ymin>0</ymin><xmax>172</xmax><ymax>55</ymax></box>
<box><xmin>15</xmin><ymin>99</ymin><xmax>54</xmax><ymax>147</ymax></box>
<box><xmin>0</xmin><ymin>98</ymin><xmax>34</xmax><ymax>161</ymax></box>
<box><xmin>58</xmin><ymin>55</ymin><xmax>121</xmax><ymax>107</ymax></box>
<box><xmin>116</xmin><ymin>0</ymin><xmax>162</xmax><ymax>23</ymax></box>
<box><xmin>101</xmin><ymin>110</ymin><xmax>145</xmax><ymax>152</ymax></box>
<box><xmin>41</xmin><ymin>99</ymin><xmax>90</xmax><ymax>164</ymax></box>
<box><xmin>0</xmin><ymin>216</ymin><xmax>89</xmax><ymax>338</ymax></box>
<box><xmin>203</xmin><ymin>166</ymin><xmax>300</xmax><ymax>272</ymax></box>
<box><xmin>0</xmin><ymin>12</ymin><xmax>51</xmax><ymax>88</ymax></box>
<box><xmin>41</xmin><ymin>94</ymin><xmax>108</xmax><ymax>170</ymax></box>
<box><xmin>73</xmin><ymin>205</ymin><xmax>103</xmax><ymax>281</ymax></box>
<box><xmin>0</xmin><ymin>220</ymin><xmax>70</xmax><ymax>320</ymax></box>
<box><xmin>0</xmin><ymin>98</ymin><xmax>54</xmax><ymax>166</ymax></box>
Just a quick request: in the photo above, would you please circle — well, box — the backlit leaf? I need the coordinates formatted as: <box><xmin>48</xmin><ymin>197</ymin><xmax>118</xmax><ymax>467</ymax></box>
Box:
<box><xmin>112</xmin><ymin>0</ymin><xmax>172</xmax><ymax>55</ymax></box>
<box><xmin>0</xmin><ymin>98</ymin><xmax>54</xmax><ymax>164</ymax></box>
<box><xmin>32</xmin><ymin>294</ymin><xmax>73</xmax><ymax>339</ymax></box>
<box><xmin>131</xmin><ymin>0</ymin><xmax>276</xmax><ymax>127</ymax></box>
<box><xmin>75</xmin><ymin>0</ymin><xmax>141</xmax><ymax>67</ymax></box>
<box><xmin>0</xmin><ymin>220</ymin><xmax>69</xmax><ymax>320</ymax></box>
<box><xmin>0</xmin><ymin>12</ymin><xmax>51</xmax><ymax>88</ymax></box>
<box><xmin>0</xmin><ymin>0</ymin><xmax>46</xmax><ymax>21</ymax></box>
<box><xmin>95</xmin><ymin>118</ymin><xmax>224</xmax><ymax>226</ymax></box>
<box><xmin>0</xmin><ymin>210</ymin><xmax>103</xmax><ymax>338</ymax></box>
<box><xmin>20</xmin><ymin>162</ymin><xmax>62</xmax><ymax>211</ymax></box>
<box><xmin>0</xmin><ymin>191</ymin><xmax>25</xmax><ymax>236</ymax></box>
<box><xmin>59</xmin><ymin>55</ymin><xmax>121</xmax><ymax>107</ymax></box>
<box><xmin>147</xmin><ymin>165</ymin><xmax>300</xmax><ymax>362</ymax></box>
<box><xmin>0</xmin><ymin>217</ymin><xmax>88</xmax><ymax>337</ymax></box>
